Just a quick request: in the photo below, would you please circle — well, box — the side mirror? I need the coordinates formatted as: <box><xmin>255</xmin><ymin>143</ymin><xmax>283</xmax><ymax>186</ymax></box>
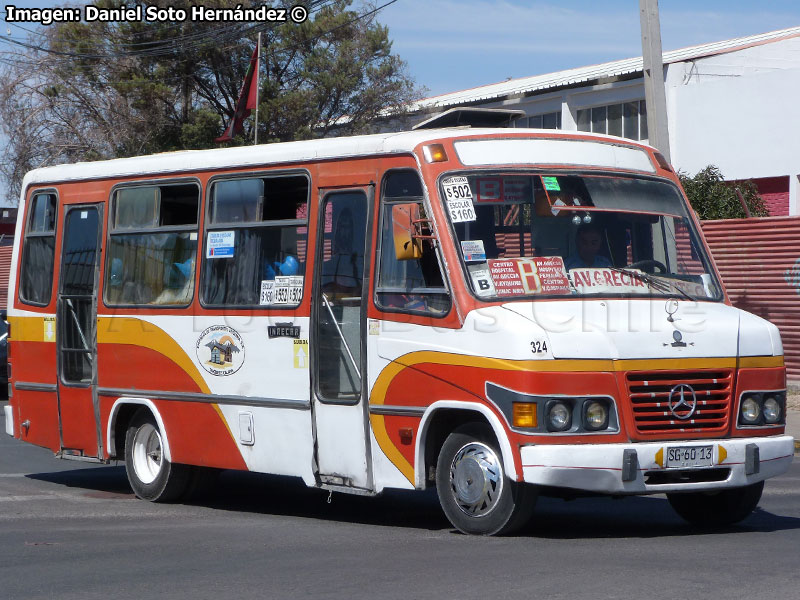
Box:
<box><xmin>392</xmin><ymin>203</ymin><xmax>423</xmax><ymax>261</ymax></box>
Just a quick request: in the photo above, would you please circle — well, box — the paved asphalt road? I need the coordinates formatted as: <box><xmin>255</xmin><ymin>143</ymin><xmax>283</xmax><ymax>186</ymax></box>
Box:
<box><xmin>1</xmin><ymin>404</ymin><xmax>799</xmax><ymax>600</ymax></box>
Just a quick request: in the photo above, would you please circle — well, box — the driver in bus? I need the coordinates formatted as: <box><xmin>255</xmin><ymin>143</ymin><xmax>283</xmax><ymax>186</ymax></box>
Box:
<box><xmin>564</xmin><ymin>222</ymin><xmax>612</xmax><ymax>270</ymax></box>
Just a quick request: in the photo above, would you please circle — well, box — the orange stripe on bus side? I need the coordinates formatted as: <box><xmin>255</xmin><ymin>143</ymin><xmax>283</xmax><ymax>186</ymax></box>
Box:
<box><xmin>96</xmin><ymin>317</ymin><xmax>210</xmax><ymax>394</ymax></box>
<box><xmin>96</xmin><ymin>317</ymin><xmax>239</xmax><ymax>455</ymax></box>
<box><xmin>368</xmin><ymin>352</ymin><xmax>780</xmax><ymax>485</ymax></box>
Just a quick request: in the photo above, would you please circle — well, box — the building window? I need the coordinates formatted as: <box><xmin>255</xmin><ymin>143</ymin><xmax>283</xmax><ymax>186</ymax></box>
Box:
<box><xmin>19</xmin><ymin>192</ymin><xmax>57</xmax><ymax>305</ymax></box>
<box><xmin>201</xmin><ymin>173</ymin><xmax>309</xmax><ymax>307</ymax></box>
<box><xmin>577</xmin><ymin>100</ymin><xmax>647</xmax><ymax>141</ymax></box>
<box><xmin>516</xmin><ymin>112</ymin><xmax>561</xmax><ymax>130</ymax></box>
<box><xmin>105</xmin><ymin>182</ymin><xmax>199</xmax><ymax>306</ymax></box>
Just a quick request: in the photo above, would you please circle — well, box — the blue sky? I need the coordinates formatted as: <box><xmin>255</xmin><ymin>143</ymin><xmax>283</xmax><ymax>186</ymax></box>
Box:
<box><xmin>375</xmin><ymin>0</ymin><xmax>800</xmax><ymax>97</ymax></box>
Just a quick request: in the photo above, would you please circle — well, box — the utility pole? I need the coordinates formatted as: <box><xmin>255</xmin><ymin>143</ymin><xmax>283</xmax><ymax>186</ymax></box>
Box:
<box><xmin>254</xmin><ymin>32</ymin><xmax>261</xmax><ymax>145</ymax></box>
<box><xmin>639</xmin><ymin>0</ymin><xmax>671</xmax><ymax>161</ymax></box>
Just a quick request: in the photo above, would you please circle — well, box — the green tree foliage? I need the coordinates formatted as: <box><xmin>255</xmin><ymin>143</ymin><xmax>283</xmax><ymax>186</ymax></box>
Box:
<box><xmin>678</xmin><ymin>165</ymin><xmax>768</xmax><ymax>220</ymax></box>
<box><xmin>0</xmin><ymin>0</ymin><xmax>420</xmax><ymax>200</ymax></box>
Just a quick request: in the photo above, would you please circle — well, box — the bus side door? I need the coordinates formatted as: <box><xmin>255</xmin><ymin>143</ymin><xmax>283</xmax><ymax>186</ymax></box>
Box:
<box><xmin>311</xmin><ymin>186</ymin><xmax>374</xmax><ymax>490</ymax></box>
<box><xmin>56</xmin><ymin>204</ymin><xmax>103</xmax><ymax>457</ymax></box>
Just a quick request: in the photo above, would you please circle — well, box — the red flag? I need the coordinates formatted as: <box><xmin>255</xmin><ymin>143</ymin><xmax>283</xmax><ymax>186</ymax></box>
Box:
<box><xmin>215</xmin><ymin>41</ymin><xmax>260</xmax><ymax>143</ymax></box>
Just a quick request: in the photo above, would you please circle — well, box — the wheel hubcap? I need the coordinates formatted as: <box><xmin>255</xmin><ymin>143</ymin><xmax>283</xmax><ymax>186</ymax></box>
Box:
<box><xmin>449</xmin><ymin>442</ymin><xmax>503</xmax><ymax>517</ymax></box>
<box><xmin>132</xmin><ymin>423</ymin><xmax>163</xmax><ymax>485</ymax></box>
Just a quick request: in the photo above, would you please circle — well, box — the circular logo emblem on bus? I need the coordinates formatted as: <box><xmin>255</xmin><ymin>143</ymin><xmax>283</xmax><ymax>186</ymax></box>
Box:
<box><xmin>196</xmin><ymin>325</ymin><xmax>245</xmax><ymax>376</ymax></box>
<box><xmin>668</xmin><ymin>384</ymin><xmax>697</xmax><ymax>420</ymax></box>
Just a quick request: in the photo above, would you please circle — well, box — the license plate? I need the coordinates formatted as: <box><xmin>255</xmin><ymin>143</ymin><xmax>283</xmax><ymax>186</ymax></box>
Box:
<box><xmin>665</xmin><ymin>445</ymin><xmax>713</xmax><ymax>469</ymax></box>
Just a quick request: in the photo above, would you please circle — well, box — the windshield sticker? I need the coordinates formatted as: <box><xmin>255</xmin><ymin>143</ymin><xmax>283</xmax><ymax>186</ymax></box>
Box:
<box><xmin>670</xmin><ymin>278</ymin><xmax>707</xmax><ymax>298</ymax></box>
<box><xmin>259</xmin><ymin>280</ymin><xmax>275</xmax><ymax>305</ymax></box>
<box><xmin>475</xmin><ymin>177</ymin><xmax>528</xmax><ymax>203</ymax></box>
<box><xmin>488</xmin><ymin>257</ymin><xmax>571</xmax><ymax>296</ymax></box>
<box><xmin>530</xmin><ymin>257</ymin><xmax>571</xmax><ymax>294</ymax></box>
<box><xmin>207</xmin><ymin>230</ymin><xmax>235</xmax><ymax>258</ymax></box>
<box><xmin>461</xmin><ymin>240</ymin><xmax>486</xmax><ymax>262</ymax></box>
<box><xmin>475</xmin><ymin>177</ymin><xmax>502</xmax><ymax>203</ymax></box>
<box><xmin>273</xmin><ymin>275</ymin><xmax>304</xmax><ymax>305</ymax></box>
<box><xmin>469</xmin><ymin>267</ymin><xmax>496</xmax><ymax>297</ymax></box>
<box><xmin>569</xmin><ymin>268</ymin><xmax>649</xmax><ymax>294</ymax></box>
<box><xmin>442</xmin><ymin>176</ymin><xmax>476</xmax><ymax>223</ymax></box>
<box><xmin>447</xmin><ymin>197</ymin><xmax>476</xmax><ymax>223</ymax></box>
<box><xmin>542</xmin><ymin>177</ymin><xmax>560</xmax><ymax>192</ymax></box>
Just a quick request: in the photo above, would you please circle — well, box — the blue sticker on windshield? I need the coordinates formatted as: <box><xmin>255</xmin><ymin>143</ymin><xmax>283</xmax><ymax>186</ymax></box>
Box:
<box><xmin>461</xmin><ymin>240</ymin><xmax>486</xmax><ymax>262</ymax></box>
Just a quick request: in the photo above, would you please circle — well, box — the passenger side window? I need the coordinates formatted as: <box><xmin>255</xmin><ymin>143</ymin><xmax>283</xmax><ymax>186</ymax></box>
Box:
<box><xmin>105</xmin><ymin>183</ymin><xmax>199</xmax><ymax>306</ymax></box>
<box><xmin>201</xmin><ymin>174</ymin><xmax>309</xmax><ymax>307</ymax></box>
<box><xmin>375</xmin><ymin>171</ymin><xmax>450</xmax><ymax>315</ymax></box>
<box><xmin>20</xmin><ymin>192</ymin><xmax>57</xmax><ymax>305</ymax></box>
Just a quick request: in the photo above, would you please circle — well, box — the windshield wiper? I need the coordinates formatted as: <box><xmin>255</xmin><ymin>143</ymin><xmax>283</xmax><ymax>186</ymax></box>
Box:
<box><xmin>608</xmin><ymin>267</ymin><xmax>694</xmax><ymax>302</ymax></box>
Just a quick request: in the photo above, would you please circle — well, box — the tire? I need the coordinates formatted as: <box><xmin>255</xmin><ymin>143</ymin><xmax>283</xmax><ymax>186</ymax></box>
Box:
<box><xmin>667</xmin><ymin>481</ymin><xmax>764</xmax><ymax>526</ymax></box>
<box><xmin>124</xmin><ymin>409</ymin><xmax>191</xmax><ymax>502</ymax></box>
<box><xmin>436</xmin><ymin>423</ymin><xmax>536</xmax><ymax>535</ymax></box>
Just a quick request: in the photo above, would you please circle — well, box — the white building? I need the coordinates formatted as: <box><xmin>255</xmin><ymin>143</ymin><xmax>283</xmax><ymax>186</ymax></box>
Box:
<box><xmin>409</xmin><ymin>26</ymin><xmax>800</xmax><ymax>216</ymax></box>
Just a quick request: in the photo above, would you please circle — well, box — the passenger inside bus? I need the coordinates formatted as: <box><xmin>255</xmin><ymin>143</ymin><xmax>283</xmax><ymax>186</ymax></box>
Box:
<box><xmin>155</xmin><ymin>258</ymin><xmax>195</xmax><ymax>304</ymax></box>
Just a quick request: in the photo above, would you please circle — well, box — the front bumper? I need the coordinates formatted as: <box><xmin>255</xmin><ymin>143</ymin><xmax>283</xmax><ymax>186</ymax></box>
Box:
<box><xmin>520</xmin><ymin>435</ymin><xmax>793</xmax><ymax>494</ymax></box>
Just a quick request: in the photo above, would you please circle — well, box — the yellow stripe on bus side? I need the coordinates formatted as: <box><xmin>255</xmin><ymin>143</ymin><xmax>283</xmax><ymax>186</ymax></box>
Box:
<box><xmin>739</xmin><ymin>356</ymin><xmax>784</xmax><ymax>368</ymax></box>
<box><xmin>7</xmin><ymin>315</ymin><xmax>52</xmax><ymax>342</ymax></box>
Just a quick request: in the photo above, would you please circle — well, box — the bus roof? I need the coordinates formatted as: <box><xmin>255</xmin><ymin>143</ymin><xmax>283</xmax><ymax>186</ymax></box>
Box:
<box><xmin>20</xmin><ymin>128</ymin><xmax>656</xmax><ymax>193</ymax></box>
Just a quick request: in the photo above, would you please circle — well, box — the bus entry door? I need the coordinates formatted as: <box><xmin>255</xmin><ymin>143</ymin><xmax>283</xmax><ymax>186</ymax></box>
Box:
<box><xmin>56</xmin><ymin>204</ymin><xmax>103</xmax><ymax>457</ymax></box>
<box><xmin>311</xmin><ymin>188</ymin><xmax>373</xmax><ymax>491</ymax></box>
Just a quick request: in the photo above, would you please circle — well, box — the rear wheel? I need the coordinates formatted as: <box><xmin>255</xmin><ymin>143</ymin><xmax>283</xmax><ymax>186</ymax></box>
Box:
<box><xmin>436</xmin><ymin>423</ymin><xmax>536</xmax><ymax>535</ymax></box>
<box><xmin>667</xmin><ymin>481</ymin><xmax>764</xmax><ymax>526</ymax></box>
<box><xmin>124</xmin><ymin>410</ymin><xmax>190</xmax><ymax>502</ymax></box>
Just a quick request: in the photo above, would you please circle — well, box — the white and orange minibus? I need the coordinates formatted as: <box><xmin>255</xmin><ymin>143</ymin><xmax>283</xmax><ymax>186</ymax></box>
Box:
<box><xmin>5</xmin><ymin>112</ymin><xmax>794</xmax><ymax>534</ymax></box>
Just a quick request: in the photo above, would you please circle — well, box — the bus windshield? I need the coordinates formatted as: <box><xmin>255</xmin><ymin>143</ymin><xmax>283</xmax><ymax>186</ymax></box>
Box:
<box><xmin>441</xmin><ymin>172</ymin><xmax>723</xmax><ymax>301</ymax></box>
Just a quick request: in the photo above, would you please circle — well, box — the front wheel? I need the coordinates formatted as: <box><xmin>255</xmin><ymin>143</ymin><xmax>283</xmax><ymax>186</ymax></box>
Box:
<box><xmin>667</xmin><ymin>481</ymin><xmax>764</xmax><ymax>526</ymax></box>
<box><xmin>436</xmin><ymin>423</ymin><xmax>536</xmax><ymax>535</ymax></box>
<box><xmin>124</xmin><ymin>410</ymin><xmax>191</xmax><ymax>502</ymax></box>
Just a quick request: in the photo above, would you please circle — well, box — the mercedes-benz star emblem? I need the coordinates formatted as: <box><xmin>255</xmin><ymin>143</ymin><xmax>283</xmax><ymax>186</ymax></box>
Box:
<box><xmin>668</xmin><ymin>384</ymin><xmax>697</xmax><ymax>420</ymax></box>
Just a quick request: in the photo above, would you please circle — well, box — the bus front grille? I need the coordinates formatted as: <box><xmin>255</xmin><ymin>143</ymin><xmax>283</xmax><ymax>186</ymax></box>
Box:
<box><xmin>626</xmin><ymin>370</ymin><xmax>733</xmax><ymax>436</ymax></box>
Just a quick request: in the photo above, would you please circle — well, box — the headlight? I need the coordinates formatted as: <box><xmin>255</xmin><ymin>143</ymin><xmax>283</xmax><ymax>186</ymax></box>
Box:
<box><xmin>740</xmin><ymin>397</ymin><xmax>761</xmax><ymax>425</ymax></box>
<box><xmin>763</xmin><ymin>396</ymin><xmax>781</xmax><ymax>424</ymax></box>
<box><xmin>546</xmin><ymin>401</ymin><xmax>572</xmax><ymax>432</ymax></box>
<box><xmin>583</xmin><ymin>400</ymin><xmax>609</xmax><ymax>431</ymax></box>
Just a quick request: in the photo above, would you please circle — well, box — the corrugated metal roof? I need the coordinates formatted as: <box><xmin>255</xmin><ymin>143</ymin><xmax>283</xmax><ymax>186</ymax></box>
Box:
<box><xmin>702</xmin><ymin>216</ymin><xmax>800</xmax><ymax>381</ymax></box>
<box><xmin>413</xmin><ymin>26</ymin><xmax>800</xmax><ymax>111</ymax></box>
